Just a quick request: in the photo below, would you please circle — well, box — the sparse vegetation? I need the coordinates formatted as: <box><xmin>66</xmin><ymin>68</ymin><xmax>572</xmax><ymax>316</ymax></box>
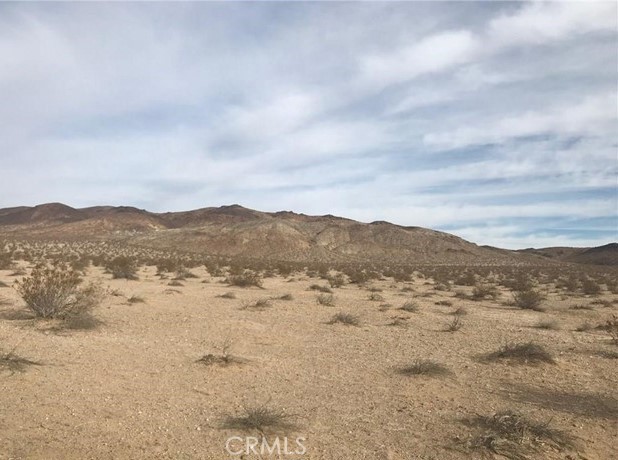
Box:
<box><xmin>512</xmin><ymin>289</ymin><xmax>545</xmax><ymax>311</ymax></box>
<box><xmin>0</xmin><ymin>346</ymin><xmax>41</xmax><ymax>375</ymax></box>
<box><xmin>483</xmin><ymin>342</ymin><xmax>555</xmax><ymax>365</ymax></box>
<box><xmin>460</xmin><ymin>410</ymin><xmax>574</xmax><ymax>459</ymax></box>
<box><xmin>445</xmin><ymin>315</ymin><xmax>463</xmax><ymax>332</ymax></box>
<box><xmin>399</xmin><ymin>301</ymin><xmax>419</xmax><ymax>313</ymax></box>
<box><xmin>226</xmin><ymin>270</ymin><xmax>263</xmax><ymax>288</ymax></box>
<box><xmin>316</xmin><ymin>293</ymin><xmax>335</xmax><ymax>306</ymax></box>
<box><xmin>105</xmin><ymin>256</ymin><xmax>139</xmax><ymax>280</ymax></box>
<box><xmin>328</xmin><ymin>312</ymin><xmax>360</xmax><ymax>326</ymax></box>
<box><xmin>15</xmin><ymin>263</ymin><xmax>103</xmax><ymax>322</ymax></box>
<box><xmin>397</xmin><ymin>359</ymin><xmax>451</xmax><ymax>377</ymax></box>
<box><xmin>220</xmin><ymin>401</ymin><xmax>298</xmax><ymax>434</ymax></box>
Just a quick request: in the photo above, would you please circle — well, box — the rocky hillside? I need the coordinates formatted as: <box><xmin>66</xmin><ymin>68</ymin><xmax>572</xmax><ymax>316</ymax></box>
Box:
<box><xmin>0</xmin><ymin>203</ymin><xmax>611</xmax><ymax>265</ymax></box>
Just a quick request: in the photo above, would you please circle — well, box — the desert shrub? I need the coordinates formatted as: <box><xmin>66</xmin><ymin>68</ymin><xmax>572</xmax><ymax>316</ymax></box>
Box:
<box><xmin>105</xmin><ymin>256</ymin><xmax>139</xmax><ymax>280</ymax></box>
<box><xmin>308</xmin><ymin>284</ymin><xmax>332</xmax><ymax>293</ymax></box>
<box><xmin>534</xmin><ymin>320</ymin><xmax>559</xmax><ymax>330</ymax></box>
<box><xmin>512</xmin><ymin>289</ymin><xmax>545</xmax><ymax>311</ymax></box>
<box><xmin>400</xmin><ymin>301</ymin><xmax>419</xmax><ymax>313</ymax></box>
<box><xmin>581</xmin><ymin>277</ymin><xmax>601</xmax><ymax>296</ymax></box>
<box><xmin>397</xmin><ymin>359</ymin><xmax>451</xmax><ymax>377</ymax></box>
<box><xmin>0</xmin><ymin>252</ymin><xmax>13</xmax><ymax>270</ymax></box>
<box><xmin>455</xmin><ymin>271</ymin><xmax>476</xmax><ymax>286</ymax></box>
<box><xmin>327</xmin><ymin>273</ymin><xmax>346</xmax><ymax>288</ymax></box>
<box><xmin>328</xmin><ymin>312</ymin><xmax>360</xmax><ymax>326</ymax></box>
<box><xmin>197</xmin><ymin>336</ymin><xmax>244</xmax><ymax>366</ymax></box>
<box><xmin>15</xmin><ymin>263</ymin><xmax>103</xmax><ymax>320</ymax></box>
<box><xmin>221</xmin><ymin>402</ymin><xmax>298</xmax><ymax>434</ymax></box>
<box><xmin>445</xmin><ymin>316</ymin><xmax>463</xmax><ymax>332</ymax></box>
<box><xmin>461</xmin><ymin>410</ymin><xmax>574</xmax><ymax>458</ymax></box>
<box><xmin>602</xmin><ymin>315</ymin><xmax>618</xmax><ymax>344</ymax></box>
<box><xmin>226</xmin><ymin>270</ymin><xmax>263</xmax><ymax>288</ymax></box>
<box><xmin>471</xmin><ymin>283</ymin><xmax>499</xmax><ymax>301</ymax></box>
<box><xmin>316</xmin><ymin>294</ymin><xmax>335</xmax><ymax>306</ymax></box>
<box><xmin>483</xmin><ymin>342</ymin><xmax>555</xmax><ymax>365</ymax></box>
<box><xmin>241</xmin><ymin>298</ymin><xmax>272</xmax><ymax>310</ymax></box>
<box><xmin>0</xmin><ymin>347</ymin><xmax>41</xmax><ymax>375</ymax></box>
<box><xmin>217</xmin><ymin>292</ymin><xmax>237</xmax><ymax>299</ymax></box>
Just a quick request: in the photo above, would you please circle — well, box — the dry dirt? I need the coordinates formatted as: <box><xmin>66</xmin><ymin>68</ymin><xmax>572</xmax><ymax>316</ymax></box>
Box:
<box><xmin>1</xmin><ymin>266</ymin><xmax>616</xmax><ymax>459</ymax></box>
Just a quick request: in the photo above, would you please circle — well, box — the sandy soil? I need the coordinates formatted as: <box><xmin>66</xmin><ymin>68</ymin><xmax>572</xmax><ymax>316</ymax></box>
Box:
<box><xmin>1</xmin><ymin>266</ymin><xmax>616</xmax><ymax>459</ymax></box>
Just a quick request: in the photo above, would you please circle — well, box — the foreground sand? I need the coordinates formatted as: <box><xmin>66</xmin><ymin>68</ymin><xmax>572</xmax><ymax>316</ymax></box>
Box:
<box><xmin>1</xmin><ymin>266</ymin><xmax>616</xmax><ymax>459</ymax></box>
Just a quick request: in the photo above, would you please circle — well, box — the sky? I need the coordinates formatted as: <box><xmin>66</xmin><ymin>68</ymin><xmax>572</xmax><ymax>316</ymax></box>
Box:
<box><xmin>0</xmin><ymin>1</ymin><xmax>616</xmax><ymax>249</ymax></box>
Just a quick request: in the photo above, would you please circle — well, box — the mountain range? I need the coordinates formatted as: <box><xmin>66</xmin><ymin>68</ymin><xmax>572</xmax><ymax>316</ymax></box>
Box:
<box><xmin>0</xmin><ymin>203</ymin><xmax>615</xmax><ymax>266</ymax></box>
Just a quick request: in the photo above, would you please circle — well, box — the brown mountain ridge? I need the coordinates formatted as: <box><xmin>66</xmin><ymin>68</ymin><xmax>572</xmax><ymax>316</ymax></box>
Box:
<box><xmin>0</xmin><ymin>203</ymin><xmax>614</xmax><ymax>265</ymax></box>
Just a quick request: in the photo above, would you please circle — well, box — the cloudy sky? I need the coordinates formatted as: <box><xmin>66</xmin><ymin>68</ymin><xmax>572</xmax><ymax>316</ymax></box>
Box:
<box><xmin>1</xmin><ymin>1</ymin><xmax>616</xmax><ymax>249</ymax></box>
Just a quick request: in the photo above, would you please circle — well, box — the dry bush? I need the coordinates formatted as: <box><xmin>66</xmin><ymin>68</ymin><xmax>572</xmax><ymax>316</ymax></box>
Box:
<box><xmin>196</xmin><ymin>336</ymin><xmax>245</xmax><ymax>366</ymax></box>
<box><xmin>217</xmin><ymin>292</ymin><xmax>237</xmax><ymax>299</ymax></box>
<box><xmin>0</xmin><ymin>252</ymin><xmax>13</xmax><ymax>270</ymax></box>
<box><xmin>399</xmin><ymin>301</ymin><xmax>419</xmax><ymax>313</ymax></box>
<box><xmin>0</xmin><ymin>346</ymin><xmax>42</xmax><ymax>375</ymax></box>
<box><xmin>316</xmin><ymin>293</ymin><xmax>335</xmax><ymax>306</ymax></box>
<box><xmin>226</xmin><ymin>270</ymin><xmax>263</xmax><ymax>288</ymax></box>
<box><xmin>274</xmin><ymin>293</ymin><xmax>293</xmax><ymax>301</ymax></box>
<box><xmin>460</xmin><ymin>410</ymin><xmax>574</xmax><ymax>459</ymax></box>
<box><xmin>512</xmin><ymin>289</ymin><xmax>545</xmax><ymax>311</ymax></box>
<box><xmin>534</xmin><ymin>320</ymin><xmax>559</xmax><ymax>330</ymax></box>
<box><xmin>327</xmin><ymin>273</ymin><xmax>346</xmax><ymax>288</ymax></box>
<box><xmin>397</xmin><ymin>359</ymin><xmax>451</xmax><ymax>377</ymax></box>
<box><xmin>483</xmin><ymin>342</ymin><xmax>555</xmax><ymax>365</ymax></box>
<box><xmin>328</xmin><ymin>312</ymin><xmax>360</xmax><ymax>326</ymax></box>
<box><xmin>308</xmin><ymin>284</ymin><xmax>332</xmax><ymax>293</ymax></box>
<box><xmin>435</xmin><ymin>299</ymin><xmax>453</xmax><ymax>307</ymax></box>
<box><xmin>602</xmin><ymin>315</ymin><xmax>618</xmax><ymax>345</ymax></box>
<box><xmin>105</xmin><ymin>256</ymin><xmax>139</xmax><ymax>280</ymax></box>
<box><xmin>220</xmin><ymin>401</ymin><xmax>298</xmax><ymax>434</ymax></box>
<box><xmin>15</xmin><ymin>263</ymin><xmax>104</xmax><ymax>320</ymax></box>
<box><xmin>445</xmin><ymin>316</ymin><xmax>463</xmax><ymax>332</ymax></box>
<box><xmin>241</xmin><ymin>298</ymin><xmax>272</xmax><ymax>311</ymax></box>
<box><xmin>471</xmin><ymin>283</ymin><xmax>499</xmax><ymax>301</ymax></box>
<box><xmin>581</xmin><ymin>277</ymin><xmax>602</xmax><ymax>296</ymax></box>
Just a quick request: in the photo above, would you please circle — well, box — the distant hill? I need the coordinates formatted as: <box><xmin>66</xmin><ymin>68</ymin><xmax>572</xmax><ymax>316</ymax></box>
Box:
<box><xmin>519</xmin><ymin>243</ymin><xmax>618</xmax><ymax>266</ymax></box>
<box><xmin>0</xmin><ymin>203</ymin><xmax>614</xmax><ymax>266</ymax></box>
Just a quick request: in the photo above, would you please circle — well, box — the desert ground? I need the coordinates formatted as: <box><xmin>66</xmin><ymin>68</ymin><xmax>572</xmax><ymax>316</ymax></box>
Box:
<box><xmin>1</xmin><ymin>253</ymin><xmax>617</xmax><ymax>460</ymax></box>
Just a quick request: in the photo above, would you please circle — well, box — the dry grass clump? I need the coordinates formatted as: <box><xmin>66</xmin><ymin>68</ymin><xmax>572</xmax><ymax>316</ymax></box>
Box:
<box><xmin>471</xmin><ymin>283</ymin><xmax>499</xmax><ymax>301</ymax></box>
<box><xmin>512</xmin><ymin>289</ymin><xmax>545</xmax><ymax>311</ymax></box>
<box><xmin>15</xmin><ymin>263</ymin><xmax>104</xmax><ymax>322</ymax></box>
<box><xmin>308</xmin><ymin>284</ymin><xmax>332</xmax><ymax>293</ymax></box>
<box><xmin>226</xmin><ymin>270</ymin><xmax>263</xmax><ymax>288</ymax></box>
<box><xmin>399</xmin><ymin>301</ymin><xmax>419</xmax><ymax>313</ymax></box>
<box><xmin>534</xmin><ymin>320</ymin><xmax>559</xmax><ymax>330</ymax></box>
<box><xmin>217</xmin><ymin>291</ymin><xmax>237</xmax><ymax>299</ymax></box>
<box><xmin>581</xmin><ymin>277</ymin><xmax>601</xmax><ymax>296</ymax></box>
<box><xmin>105</xmin><ymin>256</ymin><xmax>139</xmax><ymax>280</ymax></box>
<box><xmin>0</xmin><ymin>347</ymin><xmax>42</xmax><ymax>375</ymax></box>
<box><xmin>445</xmin><ymin>315</ymin><xmax>463</xmax><ymax>332</ymax></box>
<box><xmin>327</xmin><ymin>312</ymin><xmax>360</xmax><ymax>326</ymax></box>
<box><xmin>220</xmin><ymin>402</ymin><xmax>298</xmax><ymax>434</ymax></box>
<box><xmin>459</xmin><ymin>410</ymin><xmax>575</xmax><ymax>459</ymax></box>
<box><xmin>217</xmin><ymin>292</ymin><xmax>236</xmax><ymax>299</ymax></box>
<box><xmin>241</xmin><ymin>298</ymin><xmax>272</xmax><ymax>311</ymax></box>
<box><xmin>367</xmin><ymin>292</ymin><xmax>384</xmax><ymax>302</ymax></box>
<box><xmin>316</xmin><ymin>293</ymin><xmax>335</xmax><ymax>306</ymax></box>
<box><xmin>483</xmin><ymin>342</ymin><xmax>556</xmax><ymax>365</ymax></box>
<box><xmin>196</xmin><ymin>336</ymin><xmax>245</xmax><ymax>366</ymax></box>
<box><xmin>397</xmin><ymin>359</ymin><xmax>452</xmax><ymax>377</ymax></box>
<box><xmin>602</xmin><ymin>315</ymin><xmax>618</xmax><ymax>345</ymax></box>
